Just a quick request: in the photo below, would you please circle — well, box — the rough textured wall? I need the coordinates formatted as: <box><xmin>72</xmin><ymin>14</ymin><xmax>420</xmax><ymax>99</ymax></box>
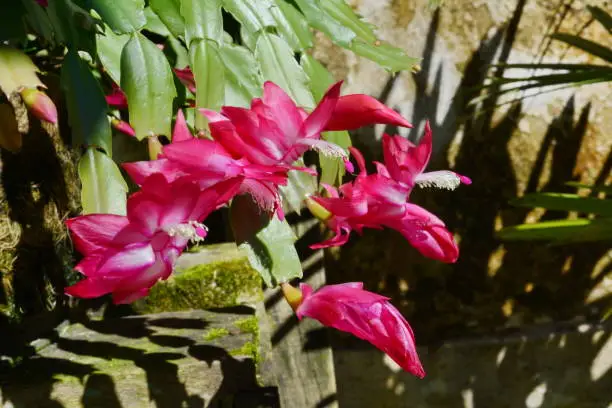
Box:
<box><xmin>316</xmin><ymin>1</ymin><xmax>612</xmax><ymax>407</ymax></box>
<box><xmin>319</xmin><ymin>0</ymin><xmax>612</xmax><ymax>337</ymax></box>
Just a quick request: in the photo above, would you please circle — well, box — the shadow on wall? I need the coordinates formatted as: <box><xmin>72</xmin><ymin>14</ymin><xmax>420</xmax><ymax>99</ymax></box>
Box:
<box><xmin>0</xmin><ymin>308</ymin><xmax>278</xmax><ymax>407</ymax></box>
<box><xmin>329</xmin><ymin>0</ymin><xmax>611</xmax><ymax>406</ymax></box>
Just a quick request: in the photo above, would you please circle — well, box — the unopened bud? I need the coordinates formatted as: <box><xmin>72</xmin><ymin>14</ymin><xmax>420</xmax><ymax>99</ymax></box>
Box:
<box><xmin>305</xmin><ymin>196</ymin><xmax>332</xmax><ymax>222</ymax></box>
<box><xmin>148</xmin><ymin>135</ymin><xmax>163</xmax><ymax>160</ymax></box>
<box><xmin>111</xmin><ymin>118</ymin><xmax>135</xmax><ymax>137</ymax></box>
<box><xmin>20</xmin><ymin>88</ymin><xmax>57</xmax><ymax>124</ymax></box>
<box><xmin>280</xmin><ymin>283</ymin><xmax>303</xmax><ymax>312</ymax></box>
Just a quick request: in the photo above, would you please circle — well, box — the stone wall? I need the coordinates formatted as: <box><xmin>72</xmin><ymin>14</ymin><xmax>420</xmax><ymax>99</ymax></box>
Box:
<box><xmin>315</xmin><ymin>0</ymin><xmax>612</xmax><ymax>406</ymax></box>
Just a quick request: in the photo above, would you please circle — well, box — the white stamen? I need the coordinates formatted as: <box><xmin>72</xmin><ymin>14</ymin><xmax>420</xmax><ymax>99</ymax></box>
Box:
<box><xmin>165</xmin><ymin>221</ymin><xmax>208</xmax><ymax>242</ymax></box>
<box><xmin>311</xmin><ymin>142</ymin><xmax>347</xmax><ymax>158</ymax></box>
<box><xmin>415</xmin><ymin>171</ymin><xmax>461</xmax><ymax>190</ymax></box>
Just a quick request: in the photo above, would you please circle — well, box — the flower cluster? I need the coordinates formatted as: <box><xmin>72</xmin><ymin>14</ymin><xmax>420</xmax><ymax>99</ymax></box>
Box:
<box><xmin>67</xmin><ymin>80</ymin><xmax>469</xmax><ymax>377</ymax></box>
<box><xmin>308</xmin><ymin>122</ymin><xmax>471</xmax><ymax>263</ymax></box>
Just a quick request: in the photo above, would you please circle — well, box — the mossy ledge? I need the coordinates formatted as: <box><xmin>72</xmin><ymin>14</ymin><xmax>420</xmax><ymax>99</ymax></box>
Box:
<box><xmin>132</xmin><ymin>256</ymin><xmax>263</xmax><ymax>314</ymax></box>
<box><xmin>230</xmin><ymin>316</ymin><xmax>261</xmax><ymax>366</ymax></box>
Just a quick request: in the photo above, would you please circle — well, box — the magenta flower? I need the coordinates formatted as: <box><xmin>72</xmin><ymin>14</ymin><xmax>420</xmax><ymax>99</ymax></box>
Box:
<box><xmin>105</xmin><ymin>85</ymin><xmax>128</xmax><ymax>110</ymax></box>
<box><xmin>201</xmin><ymin>80</ymin><xmax>415</xmax><ymax>169</ymax></box>
<box><xmin>283</xmin><ymin>282</ymin><xmax>425</xmax><ymax>378</ymax></box>
<box><xmin>123</xmin><ymin>110</ymin><xmax>301</xmax><ymax>216</ymax></box>
<box><xmin>173</xmin><ymin>67</ymin><xmax>197</xmax><ymax>94</ymax></box>
<box><xmin>309</xmin><ymin>147</ymin><xmax>460</xmax><ymax>263</ymax></box>
<box><xmin>65</xmin><ymin>174</ymin><xmax>240</xmax><ymax>304</ymax></box>
<box><xmin>200</xmin><ymin>81</ymin><xmax>348</xmax><ymax>167</ymax></box>
<box><xmin>324</xmin><ymin>94</ymin><xmax>412</xmax><ymax>131</ymax></box>
<box><xmin>379</xmin><ymin>122</ymin><xmax>471</xmax><ymax>191</ymax></box>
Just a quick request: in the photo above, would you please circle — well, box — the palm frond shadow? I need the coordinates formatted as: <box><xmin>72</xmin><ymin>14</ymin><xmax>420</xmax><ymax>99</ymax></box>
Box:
<box><xmin>329</xmin><ymin>1</ymin><xmax>611</xmax><ymax>406</ymax></box>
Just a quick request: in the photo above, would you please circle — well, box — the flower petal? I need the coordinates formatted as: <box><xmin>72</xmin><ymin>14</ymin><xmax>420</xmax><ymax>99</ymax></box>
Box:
<box><xmin>324</xmin><ymin>94</ymin><xmax>412</xmax><ymax>131</ymax></box>
<box><xmin>94</xmin><ymin>243</ymin><xmax>156</xmax><ymax>278</ymax></box>
<box><xmin>299</xmin><ymin>81</ymin><xmax>342</xmax><ymax>139</ymax></box>
<box><xmin>172</xmin><ymin>109</ymin><xmax>192</xmax><ymax>142</ymax></box>
<box><xmin>66</xmin><ymin>214</ymin><xmax>129</xmax><ymax>254</ymax></box>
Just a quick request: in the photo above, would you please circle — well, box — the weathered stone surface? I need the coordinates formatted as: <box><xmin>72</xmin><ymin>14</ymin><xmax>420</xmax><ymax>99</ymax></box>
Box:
<box><xmin>0</xmin><ymin>309</ymin><xmax>279</xmax><ymax>407</ymax></box>
<box><xmin>264</xmin><ymin>218</ymin><xmax>339</xmax><ymax>408</ymax></box>
<box><xmin>321</xmin><ymin>0</ymin><xmax>612</xmax><ymax>340</ymax></box>
<box><xmin>133</xmin><ymin>243</ymin><xmax>263</xmax><ymax>314</ymax></box>
<box><xmin>333</xmin><ymin>322</ymin><xmax>612</xmax><ymax>408</ymax></box>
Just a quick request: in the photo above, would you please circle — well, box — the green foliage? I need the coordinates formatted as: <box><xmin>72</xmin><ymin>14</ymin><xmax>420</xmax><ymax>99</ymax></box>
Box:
<box><xmin>121</xmin><ymin>32</ymin><xmax>177</xmax><ymax>139</ymax></box>
<box><xmin>498</xmin><ymin>185</ymin><xmax>612</xmax><ymax>244</ymax></box>
<box><xmin>78</xmin><ymin>147</ymin><xmax>128</xmax><ymax>215</ymax></box>
<box><xmin>230</xmin><ymin>195</ymin><xmax>303</xmax><ymax>286</ymax></box>
<box><xmin>61</xmin><ymin>50</ymin><xmax>112</xmax><ymax>154</ymax></box>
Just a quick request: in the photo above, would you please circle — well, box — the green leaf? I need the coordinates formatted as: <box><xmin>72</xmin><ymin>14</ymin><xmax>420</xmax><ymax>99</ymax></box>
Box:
<box><xmin>47</xmin><ymin>0</ymin><xmax>98</xmax><ymax>51</ymax></box>
<box><xmin>510</xmin><ymin>193</ymin><xmax>612</xmax><ymax>217</ymax></box>
<box><xmin>230</xmin><ymin>195</ymin><xmax>303</xmax><ymax>286</ymax></box>
<box><xmin>498</xmin><ymin>218</ymin><xmax>612</xmax><ymax>243</ymax></box>
<box><xmin>349</xmin><ymin>39</ymin><xmax>420</xmax><ymax>72</ymax></box>
<box><xmin>21</xmin><ymin>0</ymin><xmax>55</xmax><ymax>44</ymax></box>
<box><xmin>0</xmin><ymin>46</ymin><xmax>43</xmax><ymax>96</ymax></box>
<box><xmin>121</xmin><ymin>32</ymin><xmax>177</xmax><ymax>139</ymax></box>
<box><xmin>96</xmin><ymin>24</ymin><xmax>129</xmax><ymax>84</ymax></box>
<box><xmin>167</xmin><ymin>35</ymin><xmax>190</xmax><ymax>68</ymax></box>
<box><xmin>293</xmin><ymin>0</ymin><xmax>355</xmax><ymax>47</ymax></box>
<box><xmin>182</xmin><ymin>0</ymin><xmax>223</xmax><ymax>45</ymax></box>
<box><xmin>271</xmin><ymin>0</ymin><xmax>313</xmax><ymax>51</ymax></box>
<box><xmin>223</xmin><ymin>0</ymin><xmax>276</xmax><ymax>35</ymax></box>
<box><xmin>219</xmin><ymin>43</ymin><xmax>263</xmax><ymax>105</ymax></box>
<box><xmin>551</xmin><ymin>33</ymin><xmax>612</xmax><ymax>63</ymax></box>
<box><xmin>144</xmin><ymin>7</ymin><xmax>171</xmax><ymax>36</ymax></box>
<box><xmin>190</xmin><ymin>39</ymin><xmax>225</xmax><ymax>129</ymax></box>
<box><xmin>255</xmin><ymin>32</ymin><xmax>314</xmax><ymax>108</ymax></box>
<box><xmin>90</xmin><ymin>0</ymin><xmax>146</xmax><ymax>34</ymax></box>
<box><xmin>320</xmin><ymin>0</ymin><xmax>376</xmax><ymax>43</ymax></box>
<box><xmin>279</xmin><ymin>165</ymin><xmax>317</xmax><ymax>214</ymax></box>
<box><xmin>149</xmin><ymin>0</ymin><xmax>185</xmax><ymax>38</ymax></box>
<box><xmin>588</xmin><ymin>6</ymin><xmax>612</xmax><ymax>33</ymax></box>
<box><xmin>566</xmin><ymin>182</ymin><xmax>612</xmax><ymax>195</ymax></box>
<box><xmin>301</xmin><ymin>54</ymin><xmax>351</xmax><ymax>185</ymax></box>
<box><xmin>78</xmin><ymin>147</ymin><xmax>128</xmax><ymax>215</ymax></box>
<box><xmin>61</xmin><ymin>50</ymin><xmax>112</xmax><ymax>154</ymax></box>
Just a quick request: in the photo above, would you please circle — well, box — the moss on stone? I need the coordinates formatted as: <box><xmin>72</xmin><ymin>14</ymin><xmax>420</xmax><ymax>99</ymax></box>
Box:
<box><xmin>234</xmin><ymin>316</ymin><xmax>258</xmax><ymax>335</ymax></box>
<box><xmin>231</xmin><ymin>316</ymin><xmax>261</xmax><ymax>366</ymax></box>
<box><xmin>203</xmin><ymin>327</ymin><xmax>230</xmax><ymax>341</ymax></box>
<box><xmin>230</xmin><ymin>340</ymin><xmax>258</xmax><ymax>362</ymax></box>
<box><xmin>133</xmin><ymin>258</ymin><xmax>262</xmax><ymax>313</ymax></box>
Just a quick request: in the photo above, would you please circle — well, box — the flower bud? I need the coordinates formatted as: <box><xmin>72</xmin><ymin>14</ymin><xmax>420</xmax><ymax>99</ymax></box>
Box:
<box><xmin>280</xmin><ymin>282</ymin><xmax>303</xmax><ymax>312</ymax></box>
<box><xmin>111</xmin><ymin>118</ymin><xmax>135</xmax><ymax>137</ymax></box>
<box><xmin>148</xmin><ymin>135</ymin><xmax>163</xmax><ymax>160</ymax></box>
<box><xmin>20</xmin><ymin>88</ymin><xmax>57</xmax><ymax>124</ymax></box>
<box><xmin>305</xmin><ymin>196</ymin><xmax>332</xmax><ymax>222</ymax></box>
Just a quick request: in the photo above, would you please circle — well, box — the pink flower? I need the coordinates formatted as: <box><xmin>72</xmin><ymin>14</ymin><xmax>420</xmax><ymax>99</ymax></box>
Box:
<box><xmin>379</xmin><ymin>122</ymin><xmax>471</xmax><ymax>191</ymax></box>
<box><xmin>200</xmin><ymin>80</ymin><xmax>414</xmax><ymax>169</ymax></box>
<box><xmin>173</xmin><ymin>67</ymin><xmax>197</xmax><ymax>94</ymax></box>
<box><xmin>123</xmin><ymin>110</ymin><xmax>302</xmax><ymax>216</ymax></box>
<box><xmin>309</xmin><ymin>147</ymin><xmax>459</xmax><ymax>263</ymax></box>
<box><xmin>35</xmin><ymin>0</ymin><xmax>48</xmax><ymax>6</ymax></box>
<box><xmin>105</xmin><ymin>85</ymin><xmax>128</xmax><ymax>110</ymax></box>
<box><xmin>283</xmin><ymin>282</ymin><xmax>425</xmax><ymax>378</ymax></box>
<box><xmin>200</xmin><ymin>81</ymin><xmax>348</xmax><ymax>167</ymax></box>
<box><xmin>324</xmin><ymin>94</ymin><xmax>413</xmax><ymax>131</ymax></box>
<box><xmin>65</xmin><ymin>173</ymin><xmax>240</xmax><ymax>304</ymax></box>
